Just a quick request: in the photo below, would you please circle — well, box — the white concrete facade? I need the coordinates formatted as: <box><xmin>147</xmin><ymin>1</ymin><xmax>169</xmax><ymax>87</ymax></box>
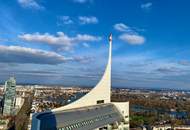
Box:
<box><xmin>52</xmin><ymin>34</ymin><xmax>129</xmax><ymax>130</ymax></box>
<box><xmin>113</xmin><ymin>102</ymin><xmax>130</xmax><ymax>128</ymax></box>
<box><xmin>53</xmin><ymin>35</ymin><xmax>112</xmax><ymax>112</ymax></box>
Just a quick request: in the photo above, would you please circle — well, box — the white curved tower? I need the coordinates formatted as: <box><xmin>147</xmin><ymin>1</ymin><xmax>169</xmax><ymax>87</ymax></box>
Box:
<box><xmin>53</xmin><ymin>34</ymin><xmax>112</xmax><ymax>112</ymax></box>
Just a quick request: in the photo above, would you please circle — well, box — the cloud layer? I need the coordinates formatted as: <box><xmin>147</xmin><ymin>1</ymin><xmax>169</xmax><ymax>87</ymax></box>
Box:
<box><xmin>114</xmin><ymin>23</ymin><xmax>146</xmax><ymax>45</ymax></box>
<box><xmin>17</xmin><ymin>0</ymin><xmax>44</xmax><ymax>10</ymax></box>
<box><xmin>119</xmin><ymin>34</ymin><xmax>145</xmax><ymax>45</ymax></box>
<box><xmin>114</xmin><ymin>23</ymin><xmax>129</xmax><ymax>32</ymax></box>
<box><xmin>0</xmin><ymin>45</ymin><xmax>73</xmax><ymax>64</ymax></box>
<box><xmin>57</xmin><ymin>16</ymin><xmax>73</xmax><ymax>25</ymax></box>
<box><xmin>141</xmin><ymin>2</ymin><xmax>152</xmax><ymax>10</ymax></box>
<box><xmin>73</xmin><ymin>0</ymin><xmax>93</xmax><ymax>4</ymax></box>
<box><xmin>78</xmin><ymin>16</ymin><xmax>98</xmax><ymax>24</ymax></box>
<box><xmin>18</xmin><ymin>32</ymin><xmax>101</xmax><ymax>50</ymax></box>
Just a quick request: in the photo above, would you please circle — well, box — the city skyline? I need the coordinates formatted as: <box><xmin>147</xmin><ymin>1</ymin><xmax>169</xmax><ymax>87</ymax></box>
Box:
<box><xmin>0</xmin><ymin>0</ymin><xmax>190</xmax><ymax>89</ymax></box>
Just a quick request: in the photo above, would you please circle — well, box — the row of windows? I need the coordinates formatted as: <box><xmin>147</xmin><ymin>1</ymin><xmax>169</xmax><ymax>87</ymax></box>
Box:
<box><xmin>57</xmin><ymin>112</ymin><xmax>118</xmax><ymax>130</ymax></box>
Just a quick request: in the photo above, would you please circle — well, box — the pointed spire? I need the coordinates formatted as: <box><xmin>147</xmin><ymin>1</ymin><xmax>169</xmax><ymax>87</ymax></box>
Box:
<box><xmin>53</xmin><ymin>33</ymin><xmax>112</xmax><ymax>111</ymax></box>
<box><xmin>109</xmin><ymin>33</ymin><xmax>112</xmax><ymax>42</ymax></box>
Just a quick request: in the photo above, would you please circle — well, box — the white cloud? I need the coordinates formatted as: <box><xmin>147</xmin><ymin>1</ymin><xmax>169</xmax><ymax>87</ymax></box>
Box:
<box><xmin>119</xmin><ymin>34</ymin><xmax>145</xmax><ymax>45</ymax></box>
<box><xmin>178</xmin><ymin>60</ymin><xmax>190</xmax><ymax>66</ymax></box>
<box><xmin>17</xmin><ymin>0</ymin><xmax>44</xmax><ymax>10</ymax></box>
<box><xmin>78</xmin><ymin>16</ymin><xmax>98</xmax><ymax>24</ymax></box>
<box><xmin>0</xmin><ymin>45</ymin><xmax>93</xmax><ymax>64</ymax></box>
<box><xmin>75</xmin><ymin>34</ymin><xmax>101</xmax><ymax>41</ymax></box>
<box><xmin>0</xmin><ymin>45</ymin><xmax>71</xmax><ymax>64</ymax></box>
<box><xmin>114</xmin><ymin>23</ymin><xmax>146</xmax><ymax>45</ymax></box>
<box><xmin>141</xmin><ymin>2</ymin><xmax>152</xmax><ymax>9</ymax></box>
<box><xmin>57</xmin><ymin>16</ymin><xmax>74</xmax><ymax>25</ymax></box>
<box><xmin>114</xmin><ymin>23</ymin><xmax>129</xmax><ymax>32</ymax></box>
<box><xmin>114</xmin><ymin>23</ymin><xmax>143</xmax><ymax>33</ymax></box>
<box><xmin>18</xmin><ymin>32</ymin><xmax>101</xmax><ymax>50</ymax></box>
<box><xmin>82</xmin><ymin>43</ymin><xmax>90</xmax><ymax>48</ymax></box>
<box><xmin>0</xmin><ymin>38</ymin><xmax>9</xmax><ymax>42</ymax></box>
<box><xmin>73</xmin><ymin>0</ymin><xmax>93</xmax><ymax>4</ymax></box>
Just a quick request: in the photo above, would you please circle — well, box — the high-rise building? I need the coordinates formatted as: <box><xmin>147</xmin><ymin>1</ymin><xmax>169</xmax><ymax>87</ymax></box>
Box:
<box><xmin>3</xmin><ymin>77</ymin><xmax>16</xmax><ymax>116</ymax></box>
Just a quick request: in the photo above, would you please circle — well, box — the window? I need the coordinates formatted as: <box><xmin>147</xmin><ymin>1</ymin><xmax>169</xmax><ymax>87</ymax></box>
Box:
<box><xmin>97</xmin><ymin>100</ymin><xmax>104</xmax><ymax>104</ymax></box>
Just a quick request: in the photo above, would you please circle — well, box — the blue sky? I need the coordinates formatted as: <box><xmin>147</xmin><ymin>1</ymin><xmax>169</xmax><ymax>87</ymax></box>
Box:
<box><xmin>0</xmin><ymin>0</ymin><xmax>190</xmax><ymax>89</ymax></box>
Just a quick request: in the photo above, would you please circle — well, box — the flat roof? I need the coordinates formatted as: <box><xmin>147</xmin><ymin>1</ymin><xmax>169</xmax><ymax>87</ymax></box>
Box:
<box><xmin>34</xmin><ymin>103</ymin><xmax>123</xmax><ymax>130</ymax></box>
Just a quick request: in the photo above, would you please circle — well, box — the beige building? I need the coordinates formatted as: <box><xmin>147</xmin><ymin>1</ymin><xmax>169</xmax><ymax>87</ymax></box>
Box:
<box><xmin>15</xmin><ymin>97</ymin><xmax>24</xmax><ymax>109</ymax></box>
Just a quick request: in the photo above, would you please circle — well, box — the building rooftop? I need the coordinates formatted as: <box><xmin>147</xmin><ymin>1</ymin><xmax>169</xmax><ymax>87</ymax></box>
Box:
<box><xmin>32</xmin><ymin>103</ymin><xmax>123</xmax><ymax>130</ymax></box>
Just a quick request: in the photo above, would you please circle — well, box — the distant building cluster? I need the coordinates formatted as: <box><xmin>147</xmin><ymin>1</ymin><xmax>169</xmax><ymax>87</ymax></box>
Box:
<box><xmin>0</xmin><ymin>82</ymin><xmax>93</xmax><ymax>130</ymax></box>
<box><xmin>31</xmin><ymin>87</ymin><xmax>88</xmax><ymax>113</ymax></box>
<box><xmin>0</xmin><ymin>77</ymin><xmax>25</xmax><ymax>130</ymax></box>
<box><xmin>1</xmin><ymin>78</ymin><xmax>190</xmax><ymax>130</ymax></box>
